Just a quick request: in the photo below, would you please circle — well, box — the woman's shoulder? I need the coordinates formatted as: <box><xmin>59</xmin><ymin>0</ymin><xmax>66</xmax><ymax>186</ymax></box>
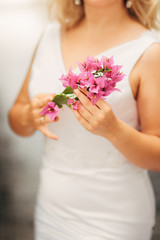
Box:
<box><xmin>129</xmin><ymin>31</ymin><xmax>160</xmax><ymax>99</ymax></box>
<box><xmin>133</xmin><ymin>40</ymin><xmax>160</xmax><ymax>102</ymax></box>
<box><xmin>137</xmin><ymin>39</ymin><xmax>160</xmax><ymax>76</ymax></box>
<box><xmin>132</xmin><ymin>29</ymin><xmax>160</xmax><ymax>74</ymax></box>
<box><xmin>141</xmin><ymin>40</ymin><xmax>160</xmax><ymax>63</ymax></box>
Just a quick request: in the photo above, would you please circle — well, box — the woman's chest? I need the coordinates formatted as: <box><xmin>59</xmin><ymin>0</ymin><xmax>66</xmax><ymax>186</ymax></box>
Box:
<box><xmin>61</xmin><ymin>35</ymin><xmax>140</xmax><ymax>101</ymax></box>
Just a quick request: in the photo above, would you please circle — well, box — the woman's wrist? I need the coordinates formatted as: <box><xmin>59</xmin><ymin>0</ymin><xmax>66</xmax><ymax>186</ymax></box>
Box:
<box><xmin>21</xmin><ymin>104</ymin><xmax>36</xmax><ymax>134</ymax></box>
<box><xmin>103</xmin><ymin>116</ymin><xmax>122</xmax><ymax>143</ymax></box>
<box><xmin>103</xmin><ymin>116</ymin><xmax>160</xmax><ymax>171</ymax></box>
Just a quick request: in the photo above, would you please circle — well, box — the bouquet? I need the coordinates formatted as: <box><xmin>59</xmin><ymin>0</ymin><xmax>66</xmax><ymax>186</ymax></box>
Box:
<box><xmin>40</xmin><ymin>56</ymin><xmax>125</xmax><ymax>121</ymax></box>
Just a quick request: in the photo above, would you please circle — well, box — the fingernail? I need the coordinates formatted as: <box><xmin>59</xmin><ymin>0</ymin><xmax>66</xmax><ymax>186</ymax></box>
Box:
<box><xmin>54</xmin><ymin>116</ymin><xmax>59</xmax><ymax>121</ymax></box>
<box><xmin>74</xmin><ymin>89</ymin><xmax>78</xmax><ymax>95</ymax></box>
<box><xmin>48</xmin><ymin>96</ymin><xmax>53</xmax><ymax>101</ymax></box>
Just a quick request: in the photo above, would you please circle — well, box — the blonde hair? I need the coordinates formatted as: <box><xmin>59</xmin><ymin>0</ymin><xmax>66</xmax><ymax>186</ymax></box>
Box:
<box><xmin>48</xmin><ymin>0</ymin><xmax>160</xmax><ymax>30</ymax></box>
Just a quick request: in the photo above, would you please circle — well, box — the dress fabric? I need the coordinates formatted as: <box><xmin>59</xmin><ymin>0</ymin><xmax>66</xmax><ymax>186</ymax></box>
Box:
<box><xmin>28</xmin><ymin>21</ymin><xmax>159</xmax><ymax>240</ymax></box>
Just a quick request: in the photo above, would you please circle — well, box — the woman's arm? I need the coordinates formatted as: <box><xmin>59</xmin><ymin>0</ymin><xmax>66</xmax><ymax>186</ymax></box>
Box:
<box><xmin>72</xmin><ymin>43</ymin><xmax>160</xmax><ymax>172</ymax></box>
<box><xmin>8</xmin><ymin>48</ymin><xmax>37</xmax><ymax>136</ymax></box>
<box><xmin>8</xmin><ymin>46</ymin><xmax>59</xmax><ymax>140</ymax></box>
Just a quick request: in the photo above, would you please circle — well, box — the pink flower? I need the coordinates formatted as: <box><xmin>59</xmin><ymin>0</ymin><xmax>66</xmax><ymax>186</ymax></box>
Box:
<box><xmin>77</xmin><ymin>56</ymin><xmax>102</xmax><ymax>72</ymax></box>
<box><xmin>40</xmin><ymin>102</ymin><xmax>60</xmax><ymax>122</ymax></box>
<box><xmin>59</xmin><ymin>74</ymin><xmax>70</xmax><ymax>88</ymax></box>
<box><xmin>67</xmin><ymin>97</ymin><xmax>79</xmax><ymax>110</ymax></box>
<box><xmin>59</xmin><ymin>68</ymin><xmax>79</xmax><ymax>89</ymax></box>
<box><xmin>44</xmin><ymin>55</ymin><xmax>125</xmax><ymax>117</ymax></box>
<box><xmin>75</xmin><ymin>72</ymin><xmax>86</xmax><ymax>89</ymax></box>
<box><xmin>72</xmin><ymin>100</ymin><xmax>79</xmax><ymax>110</ymax></box>
<box><xmin>114</xmin><ymin>72</ymin><xmax>126</xmax><ymax>82</ymax></box>
<box><xmin>79</xmin><ymin>72</ymin><xmax>93</xmax><ymax>85</ymax></box>
<box><xmin>104</xmin><ymin>65</ymin><xmax>124</xmax><ymax>82</ymax></box>
<box><xmin>87</xmin><ymin>75</ymin><xmax>106</xmax><ymax>94</ymax></box>
<box><xmin>67</xmin><ymin>97</ymin><xmax>74</xmax><ymax>105</ymax></box>
<box><xmin>87</xmin><ymin>90</ymin><xmax>104</xmax><ymax>105</ymax></box>
<box><xmin>100</xmin><ymin>56</ymin><xmax>114</xmax><ymax>70</ymax></box>
<box><xmin>101</xmin><ymin>83</ymin><xmax>119</xmax><ymax>97</ymax></box>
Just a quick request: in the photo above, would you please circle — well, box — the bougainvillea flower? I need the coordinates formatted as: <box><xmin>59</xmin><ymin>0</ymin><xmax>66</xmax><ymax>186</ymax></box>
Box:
<box><xmin>80</xmin><ymin>71</ymin><xmax>94</xmax><ymax>85</ymax></box>
<box><xmin>68</xmin><ymin>68</ymin><xmax>80</xmax><ymax>89</ymax></box>
<box><xmin>41</xmin><ymin>55</ymin><xmax>125</xmax><ymax>122</ymax></box>
<box><xmin>100</xmin><ymin>55</ymin><xmax>114</xmax><ymax>69</ymax></box>
<box><xmin>87</xmin><ymin>90</ymin><xmax>104</xmax><ymax>105</ymax></box>
<box><xmin>40</xmin><ymin>102</ymin><xmax>60</xmax><ymax>122</ymax></box>
<box><xmin>101</xmin><ymin>84</ymin><xmax>119</xmax><ymax>97</ymax></box>
<box><xmin>87</xmin><ymin>75</ymin><xmax>106</xmax><ymax>94</ymax></box>
<box><xmin>114</xmin><ymin>72</ymin><xmax>126</xmax><ymax>82</ymax></box>
<box><xmin>104</xmin><ymin>65</ymin><xmax>125</xmax><ymax>83</ymax></box>
<box><xmin>67</xmin><ymin>97</ymin><xmax>79</xmax><ymax>110</ymax></box>
<box><xmin>59</xmin><ymin>74</ymin><xmax>70</xmax><ymax>88</ymax></box>
<box><xmin>60</xmin><ymin>68</ymin><xmax>79</xmax><ymax>89</ymax></box>
<box><xmin>72</xmin><ymin>100</ymin><xmax>79</xmax><ymax>110</ymax></box>
<box><xmin>77</xmin><ymin>56</ymin><xmax>102</xmax><ymax>72</ymax></box>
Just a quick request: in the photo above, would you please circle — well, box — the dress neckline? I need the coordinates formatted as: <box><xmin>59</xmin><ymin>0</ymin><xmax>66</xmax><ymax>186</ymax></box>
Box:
<box><xmin>56</xmin><ymin>23</ymin><xmax>150</xmax><ymax>75</ymax></box>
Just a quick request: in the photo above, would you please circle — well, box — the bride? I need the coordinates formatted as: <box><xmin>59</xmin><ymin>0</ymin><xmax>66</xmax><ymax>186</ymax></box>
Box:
<box><xmin>9</xmin><ymin>0</ymin><xmax>160</xmax><ymax>239</ymax></box>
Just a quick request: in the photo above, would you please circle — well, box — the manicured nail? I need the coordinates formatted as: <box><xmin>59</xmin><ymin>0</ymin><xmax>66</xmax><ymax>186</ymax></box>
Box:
<box><xmin>74</xmin><ymin>89</ymin><xmax>78</xmax><ymax>95</ymax></box>
<box><xmin>48</xmin><ymin>96</ymin><xmax>53</xmax><ymax>101</ymax></box>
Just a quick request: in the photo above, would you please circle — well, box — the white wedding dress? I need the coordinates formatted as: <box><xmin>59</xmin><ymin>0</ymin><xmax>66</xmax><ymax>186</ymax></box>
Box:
<box><xmin>29</xmin><ymin>21</ymin><xmax>159</xmax><ymax>240</ymax></box>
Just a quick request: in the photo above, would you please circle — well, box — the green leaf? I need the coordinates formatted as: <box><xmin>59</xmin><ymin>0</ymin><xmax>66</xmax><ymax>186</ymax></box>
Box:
<box><xmin>52</xmin><ymin>94</ymin><xmax>69</xmax><ymax>108</ymax></box>
<box><xmin>105</xmin><ymin>68</ymin><xmax>112</xmax><ymax>72</ymax></box>
<box><xmin>51</xmin><ymin>87</ymin><xmax>78</xmax><ymax>109</ymax></box>
<box><xmin>62</xmin><ymin>86</ymin><xmax>74</xmax><ymax>95</ymax></box>
<box><xmin>96</xmin><ymin>68</ymin><xmax>104</xmax><ymax>73</ymax></box>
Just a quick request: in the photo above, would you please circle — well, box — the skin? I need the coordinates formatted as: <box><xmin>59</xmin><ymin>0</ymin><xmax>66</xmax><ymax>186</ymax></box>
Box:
<box><xmin>8</xmin><ymin>45</ymin><xmax>59</xmax><ymax>140</ymax></box>
<box><xmin>8</xmin><ymin>0</ymin><xmax>160</xmax><ymax>171</ymax></box>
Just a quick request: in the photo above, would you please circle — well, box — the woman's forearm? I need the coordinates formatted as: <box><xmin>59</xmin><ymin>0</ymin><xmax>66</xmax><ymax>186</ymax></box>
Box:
<box><xmin>107</xmin><ymin>118</ymin><xmax>160</xmax><ymax>172</ymax></box>
<box><xmin>73</xmin><ymin>89</ymin><xmax>160</xmax><ymax>171</ymax></box>
<box><xmin>8</xmin><ymin>103</ymin><xmax>36</xmax><ymax>137</ymax></box>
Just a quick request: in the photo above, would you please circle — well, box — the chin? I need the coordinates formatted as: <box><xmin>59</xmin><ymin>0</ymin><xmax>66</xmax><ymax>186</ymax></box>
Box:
<box><xmin>83</xmin><ymin>0</ymin><xmax>117</xmax><ymax>7</ymax></box>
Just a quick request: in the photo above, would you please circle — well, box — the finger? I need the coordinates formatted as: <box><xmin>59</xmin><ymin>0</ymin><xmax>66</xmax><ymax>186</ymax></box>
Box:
<box><xmin>74</xmin><ymin>89</ymin><xmax>100</xmax><ymax>115</ymax></box>
<box><xmin>34</xmin><ymin>116</ymin><xmax>52</xmax><ymax>125</ymax></box>
<box><xmin>38</xmin><ymin>124</ymin><xmax>58</xmax><ymax>140</ymax></box>
<box><xmin>32</xmin><ymin>107</ymin><xmax>53</xmax><ymax>118</ymax></box>
<box><xmin>79</xmin><ymin>87</ymin><xmax>88</xmax><ymax>96</ymax></box>
<box><xmin>77</xmin><ymin>103</ymin><xmax>93</xmax><ymax>123</ymax></box>
<box><xmin>32</xmin><ymin>108</ymin><xmax>45</xmax><ymax>118</ymax></box>
<box><xmin>95</xmin><ymin>98</ymin><xmax>110</xmax><ymax>110</ymax></box>
<box><xmin>72</xmin><ymin>109</ymin><xmax>91</xmax><ymax>130</ymax></box>
<box><xmin>79</xmin><ymin>88</ymin><xmax>108</xmax><ymax>110</ymax></box>
<box><xmin>33</xmin><ymin>107</ymin><xmax>59</xmax><ymax>119</ymax></box>
<box><xmin>34</xmin><ymin>115</ymin><xmax>59</xmax><ymax>125</ymax></box>
<box><xmin>53</xmin><ymin>116</ymin><xmax>60</xmax><ymax>122</ymax></box>
<box><xmin>35</xmin><ymin>93</ymin><xmax>56</xmax><ymax>99</ymax></box>
<box><xmin>31</xmin><ymin>96</ymin><xmax>53</xmax><ymax>109</ymax></box>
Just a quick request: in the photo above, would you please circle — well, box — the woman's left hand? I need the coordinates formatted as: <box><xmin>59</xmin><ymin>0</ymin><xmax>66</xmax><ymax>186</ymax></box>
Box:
<box><xmin>72</xmin><ymin>89</ymin><xmax>119</xmax><ymax>139</ymax></box>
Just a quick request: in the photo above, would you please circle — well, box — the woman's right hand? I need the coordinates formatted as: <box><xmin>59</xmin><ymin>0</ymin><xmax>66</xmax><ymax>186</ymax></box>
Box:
<box><xmin>27</xmin><ymin>93</ymin><xmax>59</xmax><ymax>140</ymax></box>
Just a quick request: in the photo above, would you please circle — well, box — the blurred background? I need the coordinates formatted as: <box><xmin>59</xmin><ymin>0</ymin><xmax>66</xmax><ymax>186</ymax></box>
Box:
<box><xmin>0</xmin><ymin>0</ymin><xmax>160</xmax><ymax>239</ymax></box>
